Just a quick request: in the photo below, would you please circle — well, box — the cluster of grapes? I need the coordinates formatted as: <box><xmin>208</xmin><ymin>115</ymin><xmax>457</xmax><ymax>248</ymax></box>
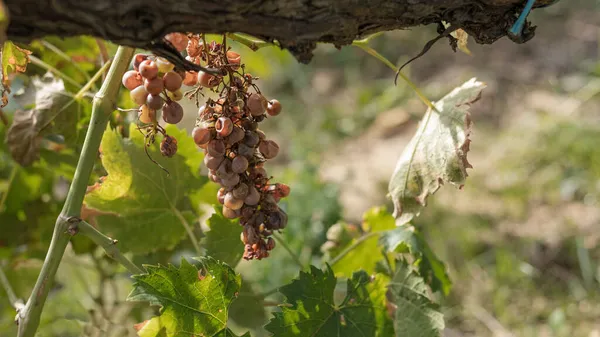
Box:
<box><xmin>121</xmin><ymin>33</ymin><xmax>290</xmax><ymax>260</ymax></box>
<box><xmin>185</xmin><ymin>34</ymin><xmax>290</xmax><ymax>260</ymax></box>
<box><xmin>121</xmin><ymin>50</ymin><xmax>189</xmax><ymax>158</ymax></box>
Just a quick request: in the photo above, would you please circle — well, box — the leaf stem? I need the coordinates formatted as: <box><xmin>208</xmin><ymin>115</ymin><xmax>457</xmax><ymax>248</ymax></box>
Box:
<box><xmin>74</xmin><ymin>58</ymin><xmax>112</xmax><ymax>100</ymax></box>
<box><xmin>16</xmin><ymin>46</ymin><xmax>135</xmax><ymax>337</ymax></box>
<box><xmin>273</xmin><ymin>233</ymin><xmax>304</xmax><ymax>270</ymax></box>
<box><xmin>352</xmin><ymin>41</ymin><xmax>438</xmax><ymax>112</ymax></box>
<box><xmin>329</xmin><ymin>232</ymin><xmax>378</xmax><ymax>267</ymax></box>
<box><xmin>172</xmin><ymin>207</ymin><xmax>202</xmax><ymax>256</ymax></box>
<box><xmin>77</xmin><ymin>220</ymin><xmax>143</xmax><ymax>274</ymax></box>
<box><xmin>226</xmin><ymin>33</ymin><xmax>274</xmax><ymax>51</ymax></box>
<box><xmin>0</xmin><ymin>262</ymin><xmax>24</xmax><ymax>310</ymax></box>
<box><xmin>29</xmin><ymin>55</ymin><xmax>82</xmax><ymax>89</ymax></box>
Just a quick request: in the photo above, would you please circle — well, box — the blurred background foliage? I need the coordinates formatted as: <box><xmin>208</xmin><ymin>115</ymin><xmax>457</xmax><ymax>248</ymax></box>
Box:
<box><xmin>1</xmin><ymin>0</ymin><xmax>600</xmax><ymax>336</ymax></box>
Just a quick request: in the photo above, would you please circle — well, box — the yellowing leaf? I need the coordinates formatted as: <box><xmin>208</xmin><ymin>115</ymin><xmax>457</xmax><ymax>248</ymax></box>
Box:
<box><xmin>1</xmin><ymin>41</ymin><xmax>31</xmax><ymax>107</ymax></box>
<box><xmin>451</xmin><ymin>29</ymin><xmax>471</xmax><ymax>56</ymax></box>
<box><xmin>388</xmin><ymin>78</ymin><xmax>485</xmax><ymax>225</ymax></box>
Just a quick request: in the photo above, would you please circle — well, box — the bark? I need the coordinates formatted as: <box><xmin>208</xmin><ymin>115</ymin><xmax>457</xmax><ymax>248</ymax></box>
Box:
<box><xmin>6</xmin><ymin>0</ymin><xmax>535</xmax><ymax>63</ymax></box>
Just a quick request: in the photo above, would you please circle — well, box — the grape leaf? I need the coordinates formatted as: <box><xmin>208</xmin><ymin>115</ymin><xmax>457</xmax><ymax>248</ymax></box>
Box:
<box><xmin>227</xmin><ymin>277</ymin><xmax>267</xmax><ymax>330</ymax></box>
<box><xmin>388</xmin><ymin>78</ymin><xmax>485</xmax><ymax>225</ymax></box>
<box><xmin>265</xmin><ymin>265</ymin><xmax>387</xmax><ymax>337</ymax></box>
<box><xmin>127</xmin><ymin>257</ymin><xmax>242</xmax><ymax>337</ymax></box>
<box><xmin>1</xmin><ymin>41</ymin><xmax>31</xmax><ymax>107</ymax></box>
<box><xmin>379</xmin><ymin>227</ymin><xmax>451</xmax><ymax>295</ymax></box>
<box><xmin>388</xmin><ymin>260</ymin><xmax>444</xmax><ymax>337</ymax></box>
<box><xmin>331</xmin><ymin>207</ymin><xmax>395</xmax><ymax>278</ymax></box>
<box><xmin>6</xmin><ymin>74</ymin><xmax>82</xmax><ymax>165</ymax></box>
<box><xmin>84</xmin><ymin>124</ymin><xmax>207</xmax><ymax>254</ymax></box>
<box><xmin>203</xmin><ymin>209</ymin><xmax>244</xmax><ymax>268</ymax></box>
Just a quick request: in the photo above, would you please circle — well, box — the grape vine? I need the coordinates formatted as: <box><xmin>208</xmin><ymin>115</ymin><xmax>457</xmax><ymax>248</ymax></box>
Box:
<box><xmin>120</xmin><ymin>33</ymin><xmax>290</xmax><ymax>260</ymax></box>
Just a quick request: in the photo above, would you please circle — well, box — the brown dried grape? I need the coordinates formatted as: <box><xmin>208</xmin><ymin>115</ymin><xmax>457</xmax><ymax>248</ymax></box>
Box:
<box><xmin>144</xmin><ymin>77</ymin><xmax>164</xmax><ymax>96</ymax></box>
<box><xmin>204</xmin><ymin>153</ymin><xmax>224</xmax><ymax>170</ymax></box>
<box><xmin>215</xmin><ymin>117</ymin><xmax>233</xmax><ymax>137</ymax></box>
<box><xmin>207</xmin><ymin>139</ymin><xmax>226</xmax><ymax>157</ymax></box>
<box><xmin>222</xmin><ymin>206</ymin><xmax>240</xmax><ymax>219</ymax></box>
<box><xmin>259</xmin><ymin>140</ymin><xmax>279</xmax><ymax>159</ymax></box>
<box><xmin>233</xmin><ymin>183</ymin><xmax>249</xmax><ymax>199</ymax></box>
<box><xmin>266</xmin><ymin>237</ymin><xmax>276</xmax><ymax>250</ymax></box>
<box><xmin>237</xmin><ymin>143</ymin><xmax>255</xmax><ymax>159</ymax></box>
<box><xmin>231</xmin><ymin>155</ymin><xmax>249</xmax><ymax>173</ymax></box>
<box><xmin>198</xmin><ymin>71</ymin><xmax>219</xmax><ymax>88</ymax></box>
<box><xmin>146</xmin><ymin>94</ymin><xmax>164</xmax><ymax>110</ymax></box>
<box><xmin>267</xmin><ymin>99</ymin><xmax>282</xmax><ymax>116</ymax></box>
<box><xmin>162</xmin><ymin>101</ymin><xmax>184</xmax><ymax>124</ymax></box>
<box><xmin>244</xmin><ymin>131</ymin><xmax>260</xmax><ymax>147</ymax></box>
<box><xmin>241</xmin><ymin>118</ymin><xmax>258</xmax><ymax>131</ymax></box>
<box><xmin>217</xmin><ymin>188</ymin><xmax>226</xmax><ymax>205</ymax></box>
<box><xmin>163</xmin><ymin>71</ymin><xmax>183</xmax><ymax>92</ymax></box>
<box><xmin>160</xmin><ymin>135</ymin><xmax>178</xmax><ymax>157</ymax></box>
<box><xmin>187</xmin><ymin>38</ymin><xmax>203</xmax><ymax>58</ymax></box>
<box><xmin>139</xmin><ymin>60</ymin><xmax>158</xmax><ymax>80</ymax></box>
<box><xmin>276</xmin><ymin>183</ymin><xmax>291</xmax><ymax>198</ymax></box>
<box><xmin>122</xmin><ymin>70</ymin><xmax>143</xmax><ymax>90</ymax></box>
<box><xmin>226</xmin><ymin>51</ymin><xmax>241</xmax><ymax>70</ymax></box>
<box><xmin>224</xmin><ymin>192</ymin><xmax>244</xmax><ymax>210</ymax></box>
<box><xmin>244</xmin><ymin>186</ymin><xmax>260</xmax><ymax>206</ymax></box>
<box><xmin>192</xmin><ymin>127</ymin><xmax>212</xmax><ymax>146</ymax></box>
<box><xmin>221</xmin><ymin>174</ymin><xmax>240</xmax><ymax>188</ymax></box>
<box><xmin>247</xmin><ymin>93</ymin><xmax>267</xmax><ymax>116</ymax></box>
<box><xmin>226</xmin><ymin>127</ymin><xmax>245</xmax><ymax>145</ymax></box>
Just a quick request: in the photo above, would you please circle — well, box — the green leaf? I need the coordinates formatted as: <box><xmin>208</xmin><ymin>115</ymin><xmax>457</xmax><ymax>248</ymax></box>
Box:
<box><xmin>265</xmin><ymin>265</ymin><xmax>387</xmax><ymax>337</ymax></box>
<box><xmin>332</xmin><ymin>207</ymin><xmax>395</xmax><ymax>277</ymax></box>
<box><xmin>85</xmin><ymin>124</ymin><xmax>207</xmax><ymax>254</ymax></box>
<box><xmin>388</xmin><ymin>260</ymin><xmax>444</xmax><ymax>337</ymax></box>
<box><xmin>1</xmin><ymin>41</ymin><xmax>31</xmax><ymax>107</ymax></box>
<box><xmin>228</xmin><ymin>278</ymin><xmax>267</xmax><ymax>330</ymax></box>
<box><xmin>127</xmin><ymin>257</ymin><xmax>242</xmax><ymax>337</ymax></box>
<box><xmin>379</xmin><ymin>227</ymin><xmax>451</xmax><ymax>295</ymax></box>
<box><xmin>6</xmin><ymin>74</ymin><xmax>81</xmax><ymax>165</ymax></box>
<box><xmin>388</xmin><ymin>78</ymin><xmax>486</xmax><ymax>225</ymax></box>
<box><xmin>203</xmin><ymin>209</ymin><xmax>244</xmax><ymax>268</ymax></box>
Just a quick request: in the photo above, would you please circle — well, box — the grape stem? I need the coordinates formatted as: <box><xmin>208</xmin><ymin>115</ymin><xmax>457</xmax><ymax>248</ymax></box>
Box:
<box><xmin>328</xmin><ymin>232</ymin><xmax>378</xmax><ymax>267</ymax></box>
<box><xmin>75</xmin><ymin>220</ymin><xmax>144</xmax><ymax>274</ymax></box>
<box><xmin>16</xmin><ymin>46</ymin><xmax>135</xmax><ymax>337</ymax></box>
<box><xmin>273</xmin><ymin>233</ymin><xmax>305</xmax><ymax>270</ymax></box>
<box><xmin>0</xmin><ymin>262</ymin><xmax>25</xmax><ymax>311</ymax></box>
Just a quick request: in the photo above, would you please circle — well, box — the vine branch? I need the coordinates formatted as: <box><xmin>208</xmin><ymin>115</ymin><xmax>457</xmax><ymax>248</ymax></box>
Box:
<box><xmin>16</xmin><ymin>45</ymin><xmax>135</xmax><ymax>337</ymax></box>
<box><xmin>75</xmin><ymin>220</ymin><xmax>144</xmax><ymax>275</ymax></box>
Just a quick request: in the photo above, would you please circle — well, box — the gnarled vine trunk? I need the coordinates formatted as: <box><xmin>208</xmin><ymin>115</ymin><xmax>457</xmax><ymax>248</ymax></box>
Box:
<box><xmin>6</xmin><ymin>0</ymin><xmax>535</xmax><ymax>62</ymax></box>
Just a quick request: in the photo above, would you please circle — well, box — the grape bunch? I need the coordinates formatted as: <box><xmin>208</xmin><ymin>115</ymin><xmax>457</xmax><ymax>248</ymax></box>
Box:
<box><xmin>187</xmin><ymin>34</ymin><xmax>290</xmax><ymax>260</ymax></box>
<box><xmin>121</xmin><ymin>47</ymin><xmax>187</xmax><ymax>158</ymax></box>
<box><xmin>121</xmin><ymin>33</ymin><xmax>290</xmax><ymax>260</ymax></box>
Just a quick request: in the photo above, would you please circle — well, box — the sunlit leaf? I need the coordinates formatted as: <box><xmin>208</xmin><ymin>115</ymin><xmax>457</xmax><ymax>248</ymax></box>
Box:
<box><xmin>127</xmin><ymin>257</ymin><xmax>242</xmax><ymax>337</ymax></box>
<box><xmin>388</xmin><ymin>78</ymin><xmax>485</xmax><ymax>225</ymax></box>
<box><xmin>0</xmin><ymin>41</ymin><xmax>31</xmax><ymax>107</ymax></box>
<box><xmin>203</xmin><ymin>209</ymin><xmax>244</xmax><ymax>268</ymax></box>
<box><xmin>265</xmin><ymin>265</ymin><xmax>388</xmax><ymax>337</ymax></box>
<box><xmin>331</xmin><ymin>207</ymin><xmax>395</xmax><ymax>278</ymax></box>
<box><xmin>6</xmin><ymin>74</ymin><xmax>81</xmax><ymax>165</ymax></box>
<box><xmin>388</xmin><ymin>260</ymin><xmax>444</xmax><ymax>337</ymax></box>
<box><xmin>84</xmin><ymin>124</ymin><xmax>207</xmax><ymax>254</ymax></box>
